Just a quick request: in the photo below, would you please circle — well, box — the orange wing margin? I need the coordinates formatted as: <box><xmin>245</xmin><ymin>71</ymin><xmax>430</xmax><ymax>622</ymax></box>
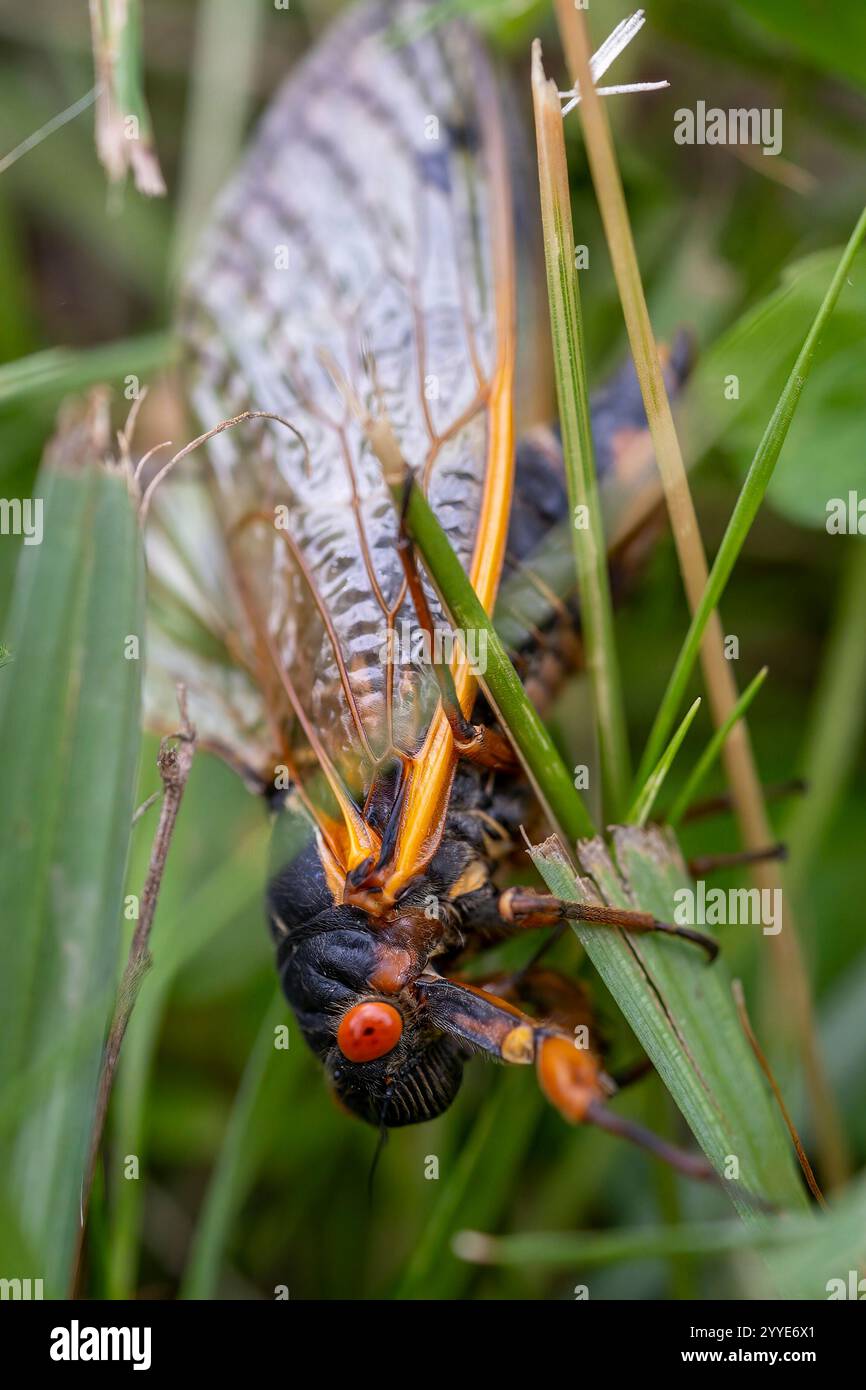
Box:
<box><xmin>376</xmin><ymin>55</ymin><xmax>517</xmax><ymax>907</ymax></box>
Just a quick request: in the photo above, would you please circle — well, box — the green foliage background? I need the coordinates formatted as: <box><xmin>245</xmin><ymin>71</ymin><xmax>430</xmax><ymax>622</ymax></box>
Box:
<box><xmin>0</xmin><ymin>0</ymin><xmax>864</xmax><ymax>1299</ymax></box>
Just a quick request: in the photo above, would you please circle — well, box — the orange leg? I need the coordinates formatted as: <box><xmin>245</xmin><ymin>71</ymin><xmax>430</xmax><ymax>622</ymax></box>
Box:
<box><xmin>416</xmin><ymin>974</ymin><xmax>731</xmax><ymax>1188</ymax></box>
<box><xmin>416</xmin><ymin>975</ymin><xmax>609</xmax><ymax>1122</ymax></box>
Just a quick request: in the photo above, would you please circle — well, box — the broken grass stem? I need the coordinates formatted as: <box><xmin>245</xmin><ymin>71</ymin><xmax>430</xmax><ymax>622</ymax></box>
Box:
<box><xmin>73</xmin><ymin>684</ymin><xmax>196</xmax><ymax>1288</ymax></box>
<box><xmin>639</xmin><ymin>207</ymin><xmax>866</xmax><ymax>783</ymax></box>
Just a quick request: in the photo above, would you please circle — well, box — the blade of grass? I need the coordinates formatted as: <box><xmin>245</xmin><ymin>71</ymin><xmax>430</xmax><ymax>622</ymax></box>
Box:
<box><xmin>531</xmin><ymin>828</ymin><xmax>808</xmax><ymax>1223</ymax></box>
<box><xmin>89</xmin><ymin>0</ymin><xmax>166</xmax><ymax>195</ymax></box>
<box><xmin>627</xmin><ymin>697</ymin><xmax>701</xmax><ymax>827</ymax></box>
<box><xmin>0</xmin><ymin>333</ymin><xmax>174</xmax><ymax>408</ymax></box>
<box><xmin>0</xmin><ymin>85</ymin><xmax>98</xmax><ymax>177</ymax></box>
<box><xmin>460</xmin><ymin>1173</ymin><xmax>866</xmax><ymax>1299</ymax></box>
<box><xmin>785</xmin><ymin>540</ymin><xmax>866</xmax><ymax>900</ymax></box>
<box><xmin>172</xmin><ymin>0</ymin><xmax>264</xmax><ymax>274</ymax></box>
<box><xmin>638</xmin><ymin>209</ymin><xmax>866</xmax><ymax>784</ymax></box>
<box><xmin>0</xmin><ymin>407</ymin><xmax>144</xmax><ymax>1294</ymax></box>
<box><xmin>667</xmin><ymin>667</ymin><xmax>767</xmax><ymax>828</ymax></box>
<box><xmin>180</xmin><ymin>989</ymin><xmax>284</xmax><ymax>1300</ymax></box>
<box><xmin>667</xmin><ymin>668</ymin><xmax>769</xmax><ymax>828</ymax></box>
<box><xmin>554</xmin><ymin>0</ymin><xmax>852</xmax><ymax>1188</ymax></box>
<box><xmin>370</xmin><ymin>426</ymin><xmax>806</xmax><ymax>1228</ymax></box>
<box><xmin>455</xmin><ymin>1216</ymin><xmax>810</xmax><ymax>1269</ymax></box>
<box><xmin>554</xmin><ymin>0</ymin><xmax>735</xmax><ymax>771</ymax></box>
<box><xmin>531</xmin><ymin>40</ymin><xmax>630</xmax><ymax>819</ymax></box>
<box><xmin>392</xmin><ymin>1078</ymin><xmax>542</xmax><ymax>1300</ymax></box>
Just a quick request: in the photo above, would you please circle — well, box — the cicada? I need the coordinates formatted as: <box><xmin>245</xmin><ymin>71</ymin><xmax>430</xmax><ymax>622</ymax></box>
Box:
<box><xmin>147</xmin><ymin>0</ymin><xmax>715</xmax><ymax>1170</ymax></box>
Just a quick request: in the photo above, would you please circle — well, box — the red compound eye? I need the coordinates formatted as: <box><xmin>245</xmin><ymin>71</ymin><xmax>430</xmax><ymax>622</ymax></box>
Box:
<box><xmin>337</xmin><ymin>1001</ymin><xmax>403</xmax><ymax>1063</ymax></box>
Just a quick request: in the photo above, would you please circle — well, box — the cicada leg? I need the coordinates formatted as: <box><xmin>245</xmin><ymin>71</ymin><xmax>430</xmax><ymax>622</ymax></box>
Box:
<box><xmin>493</xmin><ymin>965</ymin><xmax>654</xmax><ymax>1094</ymax></box>
<box><xmin>415</xmin><ymin>975</ymin><xmax>724</xmax><ymax>1187</ymax></box>
<box><xmin>481</xmin><ymin>964</ymin><xmax>655</xmax><ymax>1093</ymax></box>
<box><xmin>416</xmin><ymin>973</ymin><xmax>609</xmax><ymax>1122</ymax></box>
<box><xmin>498</xmin><ymin>886</ymin><xmax>720</xmax><ymax>963</ymax></box>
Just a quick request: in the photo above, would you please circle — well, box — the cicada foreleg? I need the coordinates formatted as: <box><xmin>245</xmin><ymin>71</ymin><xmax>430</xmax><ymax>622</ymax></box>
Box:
<box><xmin>498</xmin><ymin>886</ymin><xmax>719</xmax><ymax>964</ymax></box>
<box><xmin>394</xmin><ymin>506</ymin><xmax>518</xmax><ymax>773</ymax></box>
<box><xmin>416</xmin><ymin>973</ymin><xmax>608</xmax><ymax>1117</ymax></box>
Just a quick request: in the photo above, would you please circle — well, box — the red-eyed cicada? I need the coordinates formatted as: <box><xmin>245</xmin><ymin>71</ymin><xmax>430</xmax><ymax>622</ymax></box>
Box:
<box><xmin>146</xmin><ymin>0</ymin><xmax>716</xmax><ymax>1170</ymax></box>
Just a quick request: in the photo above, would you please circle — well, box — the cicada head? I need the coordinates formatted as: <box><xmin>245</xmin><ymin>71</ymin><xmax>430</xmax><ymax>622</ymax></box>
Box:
<box><xmin>267</xmin><ymin>812</ymin><xmax>465</xmax><ymax>1128</ymax></box>
<box><xmin>329</xmin><ymin>1020</ymin><xmax>466</xmax><ymax>1129</ymax></box>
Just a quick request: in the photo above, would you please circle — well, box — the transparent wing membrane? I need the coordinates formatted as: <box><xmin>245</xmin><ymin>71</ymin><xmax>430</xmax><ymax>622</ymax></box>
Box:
<box><xmin>147</xmin><ymin>0</ymin><xmax>516</xmax><ymax>883</ymax></box>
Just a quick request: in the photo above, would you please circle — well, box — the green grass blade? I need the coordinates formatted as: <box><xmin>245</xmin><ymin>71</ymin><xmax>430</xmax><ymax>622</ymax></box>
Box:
<box><xmin>172</xmin><ymin>0</ymin><xmax>264</xmax><ymax>274</ymax></box>
<box><xmin>667</xmin><ymin>668</ymin><xmax>769</xmax><ymax>828</ymax></box>
<box><xmin>0</xmin><ymin>333</ymin><xmax>174</xmax><ymax>408</ymax></box>
<box><xmin>785</xmin><ymin>542</ymin><xmax>866</xmax><ymax>898</ymax></box>
<box><xmin>396</xmin><ymin>475</ymin><xmax>595</xmax><ymax>841</ymax></box>
<box><xmin>637</xmin><ymin>206</ymin><xmax>866</xmax><ymax>787</ymax></box>
<box><xmin>90</xmin><ymin>0</ymin><xmax>165</xmax><ymax>195</ymax></box>
<box><xmin>627</xmin><ymin>697</ymin><xmax>701</xmax><ymax>827</ymax></box>
<box><xmin>0</xmin><ymin>450</ymin><xmax>144</xmax><ymax>1294</ymax></box>
<box><xmin>456</xmin><ymin>1217</ymin><xmax>808</xmax><ymax>1269</ymax></box>
<box><xmin>459</xmin><ymin>1176</ymin><xmax>866</xmax><ymax>1296</ymax></box>
<box><xmin>532</xmin><ymin>41</ymin><xmax>630</xmax><ymax>818</ymax></box>
<box><xmin>392</xmin><ymin>1079</ymin><xmax>543</xmax><ymax>1300</ymax></box>
<box><xmin>180</xmin><ymin>990</ymin><xmax>284</xmax><ymax>1300</ymax></box>
<box><xmin>530</xmin><ymin>828</ymin><xmax>808</xmax><ymax>1222</ymax></box>
<box><xmin>766</xmin><ymin>1172</ymin><xmax>866</xmax><ymax>1300</ymax></box>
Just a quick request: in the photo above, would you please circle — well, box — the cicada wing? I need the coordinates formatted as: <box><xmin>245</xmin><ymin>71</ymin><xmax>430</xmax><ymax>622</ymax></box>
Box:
<box><xmin>495</xmin><ymin>336</ymin><xmax>695</xmax><ymax>653</ymax></box>
<box><xmin>145</xmin><ymin>472</ymin><xmax>277</xmax><ymax>790</ymax></box>
<box><xmin>151</xmin><ymin>0</ymin><xmax>516</xmax><ymax>863</ymax></box>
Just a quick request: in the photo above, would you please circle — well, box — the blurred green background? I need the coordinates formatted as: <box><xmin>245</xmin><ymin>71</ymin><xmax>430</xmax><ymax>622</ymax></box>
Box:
<box><xmin>0</xmin><ymin>0</ymin><xmax>864</xmax><ymax>1299</ymax></box>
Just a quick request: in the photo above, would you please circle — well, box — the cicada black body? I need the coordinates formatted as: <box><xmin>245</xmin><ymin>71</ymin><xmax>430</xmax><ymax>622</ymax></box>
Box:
<box><xmin>146</xmin><ymin>0</ymin><xmax>709</xmax><ymax>1152</ymax></box>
